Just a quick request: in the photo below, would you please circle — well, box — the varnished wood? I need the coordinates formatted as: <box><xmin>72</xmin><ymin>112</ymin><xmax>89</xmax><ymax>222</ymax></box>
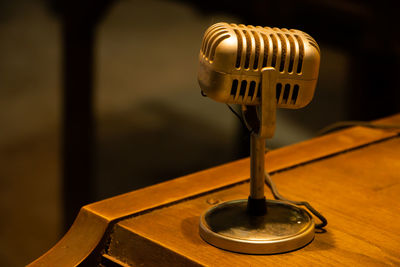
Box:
<box><xmin>29</xmin><ymin>114</ymin><xmax>400</xmax><ymax>266</ymax></box>
<box><xmin>110</xmin><ymin>137</ymin><xmax>400</xmax><ymax>266</ymax></box>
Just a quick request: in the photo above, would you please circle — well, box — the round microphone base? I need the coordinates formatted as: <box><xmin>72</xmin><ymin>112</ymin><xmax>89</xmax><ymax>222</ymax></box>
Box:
<box><xmin>199</xmin><ymin>199</ymin><xmax>315</xmax><ymax>254</ymax></box>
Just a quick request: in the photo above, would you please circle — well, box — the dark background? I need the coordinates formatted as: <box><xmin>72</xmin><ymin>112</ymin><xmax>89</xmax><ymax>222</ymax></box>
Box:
<box><xmin>0</xmin><ymin>0</ymin><xmax>398</xmax><ymax>265</ymax></box>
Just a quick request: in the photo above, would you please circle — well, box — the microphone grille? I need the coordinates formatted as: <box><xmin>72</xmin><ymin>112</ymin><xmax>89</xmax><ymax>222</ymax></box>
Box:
<box><xmin>228</xmin><ymin>79</ymin><xmax>301</xmax><ymax>106</ymax></box>
<box><xmin>230</xmin><ymin>24</ymin><xmax>310</xmax><ymax>74</ymax></box>
<box><xmin>198</xmin><ymin>23</ymin><xmax>320</xmax><ymax>109</ymax></box>
<box><xmin>200</xmin><ymin>24</ymin><xmax>230</xmax><ymax>61</ymax></box>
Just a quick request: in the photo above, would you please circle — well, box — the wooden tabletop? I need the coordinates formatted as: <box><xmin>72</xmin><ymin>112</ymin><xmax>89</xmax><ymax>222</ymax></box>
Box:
<box><xmin>30</xmin><ymin>114</ymin><xmax>400</xmax><ymax>266</ymax></box>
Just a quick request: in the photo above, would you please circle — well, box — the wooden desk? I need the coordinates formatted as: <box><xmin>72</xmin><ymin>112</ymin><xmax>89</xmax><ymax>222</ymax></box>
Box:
<box><xmin>30</xmin><ymin>114</ymin><xmax>400</xmax><ymax>266</ymax></box>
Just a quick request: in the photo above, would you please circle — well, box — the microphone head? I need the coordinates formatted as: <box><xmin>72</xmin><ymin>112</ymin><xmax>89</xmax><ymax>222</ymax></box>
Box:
<box><xmin>198</xmin><ymin>22</ymin><xmax>320</xmax><ymax>109</ymax></box>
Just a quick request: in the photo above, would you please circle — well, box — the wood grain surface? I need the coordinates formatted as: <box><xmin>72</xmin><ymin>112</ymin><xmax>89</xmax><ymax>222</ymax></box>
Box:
<box><xmin>29</xmin><ymin>114</ymin><xmax>400</xmax><ymax>266</ymax></box>
<box><xmin>108</xmin><ymin>137</ymin><xmax>400</xmax><ymax>266</ymax></box>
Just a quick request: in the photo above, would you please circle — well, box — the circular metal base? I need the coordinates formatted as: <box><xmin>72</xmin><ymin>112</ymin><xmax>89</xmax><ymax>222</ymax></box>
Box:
<box><xmin>199</xmin><ymin>199</ymin><xmax>315</xmax><ymax>254</ymax></box>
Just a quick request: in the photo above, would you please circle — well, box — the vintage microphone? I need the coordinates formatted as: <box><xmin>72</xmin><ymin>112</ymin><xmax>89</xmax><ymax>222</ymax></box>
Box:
<box><xmin>198</xmin><ymin>22</ymin><xmax>321</xmax><ymax>254</ymax></box>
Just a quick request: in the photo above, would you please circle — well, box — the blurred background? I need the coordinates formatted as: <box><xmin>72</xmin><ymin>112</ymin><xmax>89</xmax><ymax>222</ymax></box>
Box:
<box><xmin>0</xmin><ymin>0</ymin><xmax>398</xmax><ymax>265</ymax></box>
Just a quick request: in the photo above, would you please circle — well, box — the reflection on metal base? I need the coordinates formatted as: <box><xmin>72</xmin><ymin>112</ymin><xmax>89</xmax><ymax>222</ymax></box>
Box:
<box><xmin>199</xmin><ymin>199</ymin><xmax>315</xmax><ymax>254</ymax></box>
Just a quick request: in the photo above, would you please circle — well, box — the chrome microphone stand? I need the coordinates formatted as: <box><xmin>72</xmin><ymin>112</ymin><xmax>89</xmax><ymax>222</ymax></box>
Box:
<box><xmin>199</xmin><ymin>68</ymin><xmax>315</xmax><ymax>254</ymax></box>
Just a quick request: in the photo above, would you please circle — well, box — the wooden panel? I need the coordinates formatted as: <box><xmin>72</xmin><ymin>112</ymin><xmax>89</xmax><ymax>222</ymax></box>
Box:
<box><xmin>29</xmin><ymin>114</ymin><xmax>400</xmax><ymax>266</ymax></box>
<box><xmin>87</xmin><ymin>125</ymin><xmax>400</xmax><ymax>221</ymax></box>
<box><xmin>86</xmin><ymin>113</ymin><xmax>400</xmax><ymax>221</ymax></box>
<box><xmin>109</xmin><ymin>137</ymin><xmax>400</xmax><ymax>266</ymax></box>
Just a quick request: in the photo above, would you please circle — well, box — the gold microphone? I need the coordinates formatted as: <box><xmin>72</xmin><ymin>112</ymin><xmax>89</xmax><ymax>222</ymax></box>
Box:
<box><xmin>198</xmin><ymin>22</ymin><xmax>319</xmax><ymax>108</ymax></box>
<box><xmin>198</xmin><ymin>22</ymin><xmax>321</xmax><ymax>254</ymax></box>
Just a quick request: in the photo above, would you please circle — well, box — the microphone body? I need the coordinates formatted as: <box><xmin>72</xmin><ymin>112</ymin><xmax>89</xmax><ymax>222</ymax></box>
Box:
<box><xmin>198</xmin><ymin>22</ymin><xmax>320</xmax><ymax>109</ymax></box>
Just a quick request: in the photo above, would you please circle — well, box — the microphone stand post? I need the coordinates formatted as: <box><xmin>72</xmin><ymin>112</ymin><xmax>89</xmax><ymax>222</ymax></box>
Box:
<box><xmin>247</xmin><ymin>133</ymin><xmax>267</xmax><ymax>215</ymax></box>
<box><xmin>247</xmin><ymin>67</ymin><xmax>276</xmax><ymax>216</ymax></box>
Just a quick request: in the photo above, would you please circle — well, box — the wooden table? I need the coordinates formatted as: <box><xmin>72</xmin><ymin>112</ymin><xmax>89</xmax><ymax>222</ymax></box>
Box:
<box><xmin>30</xmin><ymin>114</ymin><xmax>400</xmax><ymax>266</ymax></box>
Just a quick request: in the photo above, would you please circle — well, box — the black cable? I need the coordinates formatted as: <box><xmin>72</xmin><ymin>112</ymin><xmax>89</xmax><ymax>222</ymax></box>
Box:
<box><xmin>264</xmin><ymin>171</ymin><xmax>328</xmax><ymax>229</ymax></box>
<box><xmin>226</xmin><ymin>104</ymin><xmax>247</xmax><ymax>128</ymax></box>
<box><xmin>318</xmin><ymin>121</ymin><xmax>400</xmax><ymax>136</ymax></box>
<box><xmin>226</xmin><ymin>104</ymin><xmax>255</xmax><ymax>138</ymax></box>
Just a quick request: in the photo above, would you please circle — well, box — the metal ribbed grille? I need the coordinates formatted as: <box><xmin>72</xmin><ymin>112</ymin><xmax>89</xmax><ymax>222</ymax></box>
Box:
<box><xmin>230</xmin><ymin>79</ymin><xmax>260</xmax><ymax>103</ymax></box>
<box><xmin>234</xmin><ymin>29</ymin><xmax>243</xmax><ymax>68</ymax></box>
<box><xmin>294</xmin><ymin>35</ymin><xmax>304</xmax><ymax>74</ymax></box>
<box><xmin>270</xmin><ymin>33</ymin><xmax>278</xmax><ymax>68</ymax></box>
<box><xmin>303</xmin><ymin>32</ymin><xmax>320</xmax><ymax>53</ymax></box>
<box><xmin>286</xmin><ymin>34</ymin><xmax>295</xmax><ymax>73</ymax></box>
<box><xmin>231</xmin><ymin>24</ymin><xmax>305</xmax><ymax>74</ymax></box>
<box><xmin>230</xmin><ymin>79</ymin><xmax>300</xmax><ymax>105</ymax></box>
<box><xmin>275</xmin><ymin>83</ymin><xmax>300</xmax><ymax>105</ymax></box>
<box><xmin>200</xmin><ymin>24</ymin><xmax>230</xmax><ymax>61</ymax></box>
